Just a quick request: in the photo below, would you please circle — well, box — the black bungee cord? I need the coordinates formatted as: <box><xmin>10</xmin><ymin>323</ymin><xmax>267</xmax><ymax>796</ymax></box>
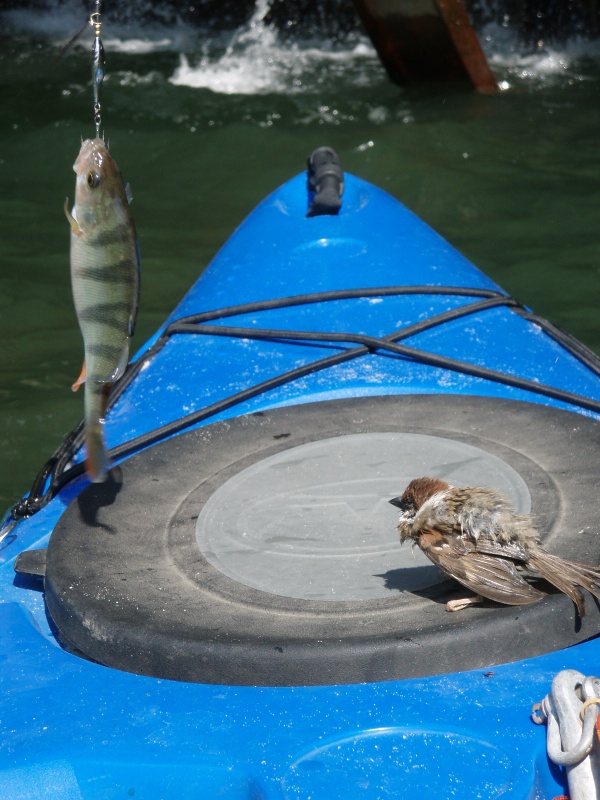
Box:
<box><xmin>6</xmin><ymin>284</ymin><xmax>600</xmax><ymax>526</ymax></box>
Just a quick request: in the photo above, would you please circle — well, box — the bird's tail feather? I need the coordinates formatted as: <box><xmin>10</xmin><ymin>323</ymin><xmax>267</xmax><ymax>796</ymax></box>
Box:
<box><xmin>528</xmin><ymin>550</ymin><xmax>600</xmax><ymax>616</ymax></box>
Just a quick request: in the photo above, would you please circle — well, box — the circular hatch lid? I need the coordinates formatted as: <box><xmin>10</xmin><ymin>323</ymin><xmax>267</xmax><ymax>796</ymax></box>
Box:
<box><xmin>44</xmin><ymin>395</ymin><xmax>600</xmax><ymax>686</ymax></box>
<box><xmin>196</xmin><ymin>431</ymin><xmax>531</xmax><ymax>602</ymax></box>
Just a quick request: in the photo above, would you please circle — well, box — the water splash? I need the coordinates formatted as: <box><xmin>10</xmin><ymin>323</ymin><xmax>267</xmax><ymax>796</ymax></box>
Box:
<box><xmin>169</xmin><ymin>0</ymin><xmax>291</xmax><ymax>95</ymax></box>
<box><xmin>480</xmin><ymin>23</ymin><xmax>600</xmax><ymax>88</ymax></box>
<box><xmin>2</xmin><ymin>0</ymin><xmax>600</xmax><ymax>95</ymax></box>
<box><xmin>168</xmin><ymin>41</ymin><xmax>377</xmax><ymax>96</ymax></box>
<box><xmin>168</xmin><ymin>0</ymin><xmax>377</xmax><ymax>95</ymax></box>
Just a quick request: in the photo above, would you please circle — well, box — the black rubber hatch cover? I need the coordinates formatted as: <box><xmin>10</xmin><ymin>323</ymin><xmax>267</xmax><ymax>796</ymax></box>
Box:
<box><xmin>44</xmin><ymin>395</ymin><xmax>600</xmax><ymax>685</ymax></box>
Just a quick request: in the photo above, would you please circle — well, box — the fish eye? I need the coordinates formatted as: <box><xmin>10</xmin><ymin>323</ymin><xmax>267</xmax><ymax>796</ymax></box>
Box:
<box><xmin>86</xmin><ymin>170</ymin><xmax>100</xmax><ymax>189</ymax></box>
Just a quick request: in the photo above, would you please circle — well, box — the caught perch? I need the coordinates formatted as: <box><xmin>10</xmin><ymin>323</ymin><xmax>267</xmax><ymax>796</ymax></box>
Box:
<box><xmin>390</xmin><ymin>476</ymin><xmax>600</xmax><ymax>615</ymax></box>
<box><xmin>65</xmin><ymin>138</ymin><xmax>140</xmax><ymax>481</ymax></box>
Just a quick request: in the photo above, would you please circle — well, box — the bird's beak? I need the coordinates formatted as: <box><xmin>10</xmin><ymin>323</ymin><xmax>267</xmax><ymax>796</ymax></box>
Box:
<box><xmin>389</xmin><ymin>496</ymin><xmax>404</xmax><ymax>509</ymax></box>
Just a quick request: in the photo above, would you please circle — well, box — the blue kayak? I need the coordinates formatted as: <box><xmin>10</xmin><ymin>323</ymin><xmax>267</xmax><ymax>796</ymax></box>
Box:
<box><xmin>2</xmin><ymin>149</ymin><xmax>600</xmax><ymax>798</ymax></box>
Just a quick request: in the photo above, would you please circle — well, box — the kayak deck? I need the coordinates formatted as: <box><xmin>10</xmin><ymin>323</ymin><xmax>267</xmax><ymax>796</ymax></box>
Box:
<box><xmin>2</xmin><ymin>166</ymin><xmax>600</xmax><ymax>798</ymax></box>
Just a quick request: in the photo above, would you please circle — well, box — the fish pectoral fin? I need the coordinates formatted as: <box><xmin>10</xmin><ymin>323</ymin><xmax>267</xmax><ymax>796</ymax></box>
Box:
<box><xmin>71</xmin><ymin>361</ymin><xmax>86</xmax><ymax>392</ymax></box>
<box><xmin>64</xmin><ymin>198</ymin><xmax>83</xmax><ymax>236</ymax></box>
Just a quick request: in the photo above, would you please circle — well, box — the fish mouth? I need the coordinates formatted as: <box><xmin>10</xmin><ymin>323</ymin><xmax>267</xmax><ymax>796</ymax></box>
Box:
<box><xmin>73</xmin><ymin>137</ymin><xmax>108</xmax><ymax>174</ymax></box>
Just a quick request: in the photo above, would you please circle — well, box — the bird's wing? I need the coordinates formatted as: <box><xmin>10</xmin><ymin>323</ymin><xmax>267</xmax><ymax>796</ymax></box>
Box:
<box><xmin>419</xmin><ymin>530</ymin><xmax>546</xmax><ymax>606</ymax></box>
<box><xmin>473</xmin><ymin>534</ymin><xmax>530</xmax><ymax>562</ymax></box>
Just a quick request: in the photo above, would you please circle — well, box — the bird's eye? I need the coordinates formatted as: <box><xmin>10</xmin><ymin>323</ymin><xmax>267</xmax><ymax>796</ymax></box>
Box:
<box><xmin>86</xmin><ymin>170</ymin><xmax>100</xmax><ymax>189</ymax></box>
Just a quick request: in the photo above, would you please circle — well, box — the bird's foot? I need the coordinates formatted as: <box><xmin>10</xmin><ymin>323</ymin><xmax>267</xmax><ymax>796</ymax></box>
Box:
<box><xmin>446</xmin><ymin>595</ymin><xmax>483</xmax><ymax>612</ymax></box>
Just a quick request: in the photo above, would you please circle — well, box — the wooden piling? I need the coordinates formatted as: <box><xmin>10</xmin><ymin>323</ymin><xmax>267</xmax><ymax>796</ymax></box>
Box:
<box><xmin>353</xmin><ymin>0</ymin><xmax>498</xmax><ymax>92</ymax></box>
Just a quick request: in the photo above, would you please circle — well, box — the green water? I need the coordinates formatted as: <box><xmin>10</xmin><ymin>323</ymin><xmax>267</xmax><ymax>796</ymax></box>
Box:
<box><xmin>1</xmin><ymin>9</ymin><xmax>600</xmax><ymax>509</ymax></box>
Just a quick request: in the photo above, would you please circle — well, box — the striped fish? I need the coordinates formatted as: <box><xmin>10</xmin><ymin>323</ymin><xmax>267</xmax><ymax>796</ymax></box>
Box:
<box><xmin>65</xmin><ymin>138</ymin><xmax>140</xmax><ymax>482</ymax></box>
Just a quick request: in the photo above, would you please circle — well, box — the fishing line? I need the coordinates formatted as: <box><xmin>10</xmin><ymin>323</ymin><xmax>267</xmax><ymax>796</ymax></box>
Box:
<box><xmin>89</xmin><ymin>0</ymin><xmax>105</xmax><ymax>137</ymax></box>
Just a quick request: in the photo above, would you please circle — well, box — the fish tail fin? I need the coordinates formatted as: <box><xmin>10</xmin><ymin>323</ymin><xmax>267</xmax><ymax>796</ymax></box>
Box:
<box><xmin>85</xmin><ymin>424</ymin><xmax>110</xmax><ymax>483</ymax></box>
<box><xmin>528</xmin><ymin>550</ymin><xmax>600</xmax><ymax>617</ymax></box>
<box><xmin>84</xmin><ymin>383</ymin><xmax>111</xmax><ymax>483</ymax></box>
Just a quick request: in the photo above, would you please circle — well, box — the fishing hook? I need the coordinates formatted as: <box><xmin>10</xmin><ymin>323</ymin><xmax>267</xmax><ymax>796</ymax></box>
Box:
<box><xmin>89</xmin><ymin>0</ymin><xmax>105</xmax><ymax>138</ymax></box>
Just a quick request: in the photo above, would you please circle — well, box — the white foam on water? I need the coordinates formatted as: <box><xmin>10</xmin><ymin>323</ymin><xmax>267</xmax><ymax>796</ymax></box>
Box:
<box><xmin>168</xmin><ymin>40</ymin><xmax>377</xmax><ymax>96</ymax></box>
<box><xmin>103</xmin><ymin>37</ymin><xmax>177</xmax><ymax>55</ymax></box>
<box><xmin>2</xmin><ymin>0</ymin><xmax>380</xmax><ymax>96</ymax></box>
<box><xmin>168</xmin><ymin>0</ymin><xmax>378</xmax><ymax>95</ymax></box>
<box><xmin>167</xmin><ymin>21</ymin><xmax>597</xmax><ymax>98</ymax></box>
<box><xmin>480</xmin><ymin>23</ymin><xmax>600</xmax><ymax>87</ymax></box>
<box><xmin>0</xmin><ymin>1</ymin><xmax>195</xmax><ymax>54</ymax></box>
<box><xmin>3</xmin><ymin>0</ymin><xmax>600</xmax><ymax>95</ymax></box>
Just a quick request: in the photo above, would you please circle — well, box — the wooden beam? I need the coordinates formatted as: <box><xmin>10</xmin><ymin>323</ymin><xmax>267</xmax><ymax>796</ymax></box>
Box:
<box><xmin>353</xmin><ymin>0</ymin><xmax>498</xmax><ymax>93</ymax></box>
